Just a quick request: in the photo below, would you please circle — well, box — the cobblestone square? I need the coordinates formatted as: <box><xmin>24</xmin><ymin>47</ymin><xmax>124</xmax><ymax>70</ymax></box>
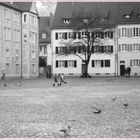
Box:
<box><xmin>0</xmin><ymin>77</ymin><xmax>140</xmax><ymax>138</ymax></box>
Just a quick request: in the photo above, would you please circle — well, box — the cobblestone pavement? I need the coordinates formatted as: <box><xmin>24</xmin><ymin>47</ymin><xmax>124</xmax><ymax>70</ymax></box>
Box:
<box><xmin>0</xmin><ymin>76</ymin><xmax>140</xmax><ymax>138</ymax></box>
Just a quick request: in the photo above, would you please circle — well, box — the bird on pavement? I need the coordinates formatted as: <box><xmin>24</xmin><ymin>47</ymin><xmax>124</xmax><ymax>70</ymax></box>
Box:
<box><xmin>123</xmin><ymin>103</ymin><xmax>129</xmax><ymax>107</ymax></box>
<box><xmin>3</xmin><ymin>83</ymin><xmax>7</xmax><ymax>87</ymax></box>
<box><xmin>92</xmin><ymin>106</ymin><xmax>102</xmax><ymax>114</ymax></box>
<box><xmin>59</xmin><ymin>125</ymin><xmax>71</xmax><ymax>136</ymax></box>
<box><xmin>93</xmin><ymin>110</ymin><xmax>101</xmax><ymax>114</ymax></box>
<box><xmin>112</xmin><ymin>97</ymin><xmax>117</xmax><ymax>101</ymax></box>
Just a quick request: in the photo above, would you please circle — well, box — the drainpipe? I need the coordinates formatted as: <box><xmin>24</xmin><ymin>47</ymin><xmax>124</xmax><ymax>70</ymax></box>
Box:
<box><xmin>21</xmin><ymin>13</ymin><xmax>23</xmax><ymax>79</ymax></box>
<box><xmin>116</xmin><ymin>26</ymin><xmax>118</xmax><ymax>76</ymax></box>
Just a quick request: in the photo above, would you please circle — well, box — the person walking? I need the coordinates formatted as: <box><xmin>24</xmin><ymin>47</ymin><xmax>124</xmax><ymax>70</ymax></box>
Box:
<box><xmin>53</xmin><ymin>74</ymin><xmax>59</xmax><ymax>87</ymax></box>
<box><xmin>60</xmin><ymin>73</ymin><xmax>67</xmax><ymax>85</ymax></box>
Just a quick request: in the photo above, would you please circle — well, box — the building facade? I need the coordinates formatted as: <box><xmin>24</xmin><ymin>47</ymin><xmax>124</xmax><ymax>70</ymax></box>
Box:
<box><xmin>0</xmin><ymin>2</ymin><xmax>39</xmax><ymax>78</ymax></box>
<box><xmin>51</xmin><ymin>2</ymin><xmax>140</xmax><ymax>76</ymax></box>
<box><xmin>39</xmin><ymin>16</ymin><xmax>52</xmax><ymax>76</ymax></box>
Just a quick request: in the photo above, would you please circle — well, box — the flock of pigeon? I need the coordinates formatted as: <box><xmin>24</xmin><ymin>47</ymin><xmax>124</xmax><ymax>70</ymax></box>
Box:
<box><xmin>1</xmin><ymin>81</ymin><xmax>22</xmax><ymax>87</ymax></box>
<box><xmin>59</xmin><ymin>96</ymin><xmax>129</xmax><ymax>137</ymax></box>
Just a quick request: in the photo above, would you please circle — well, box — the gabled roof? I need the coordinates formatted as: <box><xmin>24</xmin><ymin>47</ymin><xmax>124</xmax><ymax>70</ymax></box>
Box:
<box><xmin>0</xmin><ymin>2</ymin><xmax>38</xmax><ymax>15</ymax></box>
<box><xmin>39</xmin><ymin>17</ymin><xmax>51</xmax><ymax>43</ymax></box>
<box><xmin>52</xmin><ymin>2</ymin><xmax>140</xmax><ymax>29</ymax></box>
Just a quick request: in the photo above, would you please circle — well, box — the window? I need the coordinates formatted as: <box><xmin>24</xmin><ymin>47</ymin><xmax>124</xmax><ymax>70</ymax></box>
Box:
<box><xmin>15</xmin><ymin>50</ymin><xmax>19</xmax><ymax>58</ymax></box>
<box><xmin>130</xmin><ymin>59</ymin><xmax>140</xmax><ymax>67</ymax></box>
<box><xmin>32</xmin><ymin>64</ymin><xmax>36</xmax><ymax>73</ymax></box>
<box><xmin>63</xmin><ymin>18</ymin><xmax>71</xmax><ymax>24</ymax></box>
<box><xmin>42</xmin><ymin>33</ymin><xmax>46</xmax><ymax>38</ymax></box>
<box><xmin>55</xmin><ymin>60</ymin><xmax>77</xmax><ymax>68</ymax></box>
<box><xmin>105</xmin><ymin>60</ymin><xmax>110</xmax><ymax>67</ymax></box>
<box><xmin>5</xmin><ymin>49</ymin><xmax>10</xmax><ymax>58</ymax></box>
<box><xmin>6</xmin><ymin>63</ymin><xmax>10</xmax><ymax>74</ymax></box>
<box><xmin>99</xmin><ymin>17</ymin><xmax>107</xmax><ymax>22</ymax></box>
<box><xmin>92</xmin><ymin>60</ymin><xmax>110</xmax><ymax>67</ymax></box>
<box><xmin>124</xmin><ymin>14</ymin><xmax>131</xmax><ymax>18</ymax></box>
<box><xmin>31</xmin><ymin>51</ymin><xmax>36</xmax><ymax>59</ymax></box>
<box><xmin>94</xmin><ymin>60</ymin><xmax>101</xmax><ymax>67</ymax></box>
<box><xmin>83</xmin><ymin>18</ymin><xmax>89</xmax><ymax>23</ymax></box>
<box><xmin>14</xmin><ymin>30</ymin><xmax>20</xmax><ymax>42</ymax></box>
<box><xmin>24</xmin><ymin>14</ymin><xmax>27</xmax><ymax>22</ymax></box>
<box><xmin>133</xmin><ymin>28</ymin><xmax>139</xmax><ymax>37</ymax></box>
<box><xmin>4</xmin><ymin>28</ymin><xmax>11</xmax><ymax>41</ymax></box>
<box><xmin>15</xmin><ymin>64</ymin><xmax>20</xmax><ymax>74</ymax></box>
<box><xmin>121</xmin><ymin>28</ymin><xmax>127</xmax><ymax>37</ymax></box>
<box><xmin>29</xmin><ymin>32</ymin><xmax>37</xmax><ymax>43</ymax></box>
<box><xmin>44</xmin><ymin>46</ymin><xmax>47</xmax><ymax>54</ymax></box>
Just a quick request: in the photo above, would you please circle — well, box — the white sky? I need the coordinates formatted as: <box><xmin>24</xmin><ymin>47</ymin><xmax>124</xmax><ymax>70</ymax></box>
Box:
<box><xmin>36</xmin><ymin>1</ymin><xmax>57</xmax><ymax>16</ymax></box>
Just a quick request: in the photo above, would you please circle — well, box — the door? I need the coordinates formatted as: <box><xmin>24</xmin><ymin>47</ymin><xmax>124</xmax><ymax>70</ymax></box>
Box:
<box><xmin>120</xmin><ymin>64</ymin><xmax>125</xmax><ymax>76</ymax></box>
<box><xmin>82</xmin><ymin>63</ymin><xmax>86</xmax><ymax>75</ymax></box>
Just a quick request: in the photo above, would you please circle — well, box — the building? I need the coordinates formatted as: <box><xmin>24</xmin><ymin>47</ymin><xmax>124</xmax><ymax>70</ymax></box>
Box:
<box><xmin>39</xmin><ymin>16</ymin><xmax>51</xmax><ymax>76</ymax></box>
<box><xmin>0</xmin><ymin>2</ymin><xmax>39</xmax><ymax>78</ymax></box>
<box><xmin>51</xmin><ymin>2</ymin><xmax>140</xmax><ymax>76</ymax></box>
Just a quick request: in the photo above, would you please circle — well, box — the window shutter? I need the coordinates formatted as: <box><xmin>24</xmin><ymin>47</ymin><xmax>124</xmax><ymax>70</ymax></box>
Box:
<box><xmin>92</xmin><ymin>60</ymin><xmax>94</xmax><ymax>67</ymax></box>
<box><xmin>111</xmin><ymin>46</ymin><xmax>113</xmax><ymax>53</ymax></box>
<box><xmin>78</xmin><ymin>32</ymin><xmax>81</xmax><ymax>39</ymax></box>
<box><xmin>55</xmin><ymin>33</ymin><xmax>58</xmax><ymax>40</ymax></box>
<box><xmin>101</xmin><ymin>32</ymin><xmax>104</xmax><ymax>39</ymax></box>
<box><xmin>130</xmin><ymin>44</ymin><xmax>132</xmax><ymax>52</ymax></box>
<box><xmin>119</xmin><ymin>44</ymin><xmax>121</xmax><ymax>52</ymax></box>
<box><xmin>129</xmin><ymin>28</ymin><xmax>132</xmax><ymax>38</ymax></box>
<box><xmin>127</xmin><ymin>28</ymin><xmax>129</xmax><ymax>37</ymax></box>
<box><xmin>110</xmin><ymin>32</ymin><xmax>113</xmax><ymax>39</ymax></box>
<box><xmin>130</xmin><ymin>60</ymin><xmax>132</xmax><ymax>67</ymax></box>
<box><xmin>101</xmin><ymin>46</ymin><xmax>104</xmax><ymax>53</ymax></box>
<box><xmin>65</xmin><ymin>32</ymin><xmax>67</xmax><ymax>39</ymax></box>
<box><xmin>56</xmin><ymin>61</ymin><xmax>58</xmax><ymax>68</ymax></box>
<box><xmin>73</xmin><ymin>32</ymin><xmax>76</xmax><ymax>39</ymax></box>
<box><xmin>101</xmin><ymin>60</ymin><xmax>103</xmax><ymax>67</ymax></box>
<box><xmin>128</xmin><ymin>44</ymin><xmax>130</xmax><ymax>51</ymax></box>
<box><xmin>118</xmin><ymin>29</ymin><xmax>121</xmax><ymax>38</ymax></box>
<box><xmin>56</xmin><ymin>47</ymin><xmax>58</xmax><ymax>54</ymax></box>
<box><xmin>74</xmin><ymin>60</ymin><xmax>77</xmax><ymax>67</ymax></box>
<box><xmin>65</xmin><ymin>60</ymin><xmax>68</xmax><ymax>67</ymax></box>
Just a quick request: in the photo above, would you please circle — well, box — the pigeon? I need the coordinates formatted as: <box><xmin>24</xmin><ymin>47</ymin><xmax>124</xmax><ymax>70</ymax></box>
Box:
<box><xmin>59</xmin><ymin>126</ymin><xmax>71</xmax><ymax>136</ymax></box>
<box><xmin>112</xmin><ymin>97</ymin><xmax>117</xmax><ymax>101</ymax></box>
<box><xmin>93</xmin><ymin>110</ymin><xmax>101</xmax><ymax>114</ymax></box>
<box><xmin>123</xmin><ymin>103</ymin><xmax>129</xmax><ymax>107</ymax></box>
<box><xmin>3</xmin><ymin>83</ymin><xmax>7</xmax><ymax>87</ymax></box>
<box><xmin>92</xmin><ymin>106</ymin><xmax>102</xmax><ymax>114</ymax></box>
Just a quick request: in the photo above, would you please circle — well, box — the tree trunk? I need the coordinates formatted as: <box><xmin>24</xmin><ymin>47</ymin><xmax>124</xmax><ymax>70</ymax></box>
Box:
<box><xmin>82</xmin><ymin>61</ymin><xmax>89</xmax><ymax>77</ymax></box>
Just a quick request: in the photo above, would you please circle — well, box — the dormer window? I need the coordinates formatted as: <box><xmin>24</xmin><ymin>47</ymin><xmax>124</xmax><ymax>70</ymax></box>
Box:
<box><xmin>137</xmin><ymin>14</ymin><xmax>140</xmax><ymax>18</ymax></box>
<box><xmin>83</xmin><ymin>18</ymin><xmax>89</xmax><ymax>23</ymax></box>
<box><xmin>42</xmin><ymin>33</ymin><xmax>46</xmax><ymax>38</ymax></box>
<box><xmin>124</xmin><ymin>14</ymin><xmax>131</xmax><ymax>19</ymax></box>
<box><xmin>63</xmin><ymin>18</ymin><xmax>71</xmax><ymax>24</ymax></box>
<box><xmin>99</xmin><ymin>17</ymin><xmax>107</xmax><ymax>22</ymax></box>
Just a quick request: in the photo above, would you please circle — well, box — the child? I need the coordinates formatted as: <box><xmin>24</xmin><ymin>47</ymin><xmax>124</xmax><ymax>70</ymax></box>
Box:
<box><xmin>60</xmin><ymin>73</ymin><xmax>67</xmax><ymax>86</ymax></box>
<box><xmin>53</xmin><ymin>74</ymin><xmax>59</xmax><ymax>87</ymax></box>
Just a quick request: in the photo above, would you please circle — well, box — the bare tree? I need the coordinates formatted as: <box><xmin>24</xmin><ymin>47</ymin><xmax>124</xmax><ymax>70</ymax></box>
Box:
<box><xmin>58</xmin><ymin>10</ymin><xmax>114</xmax><ymax>77</ymax></box>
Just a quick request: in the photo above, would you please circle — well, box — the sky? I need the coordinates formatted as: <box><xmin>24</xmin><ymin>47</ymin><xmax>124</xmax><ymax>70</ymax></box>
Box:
<box><xmin>36</xmin><ymin>1</ymin><xmax>57</xmax><ymax>17</ymax></box>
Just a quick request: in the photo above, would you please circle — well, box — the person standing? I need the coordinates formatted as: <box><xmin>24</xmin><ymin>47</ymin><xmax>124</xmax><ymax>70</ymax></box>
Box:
<box><xmin>127</xmin><ymin>67</ymin><xmax>131</xmax><ymax>77</ymax></box>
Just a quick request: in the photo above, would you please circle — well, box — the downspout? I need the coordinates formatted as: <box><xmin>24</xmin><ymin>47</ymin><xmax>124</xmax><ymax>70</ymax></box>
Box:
<box><xmin>116</xmin><ymin>25</ymin><xmax>118</xmax><ymax>76</ymax></box>
<box><xmin>21</xmin><ymin>12</ymin><xmax>23</xmax><ymax>79</ymax></box>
